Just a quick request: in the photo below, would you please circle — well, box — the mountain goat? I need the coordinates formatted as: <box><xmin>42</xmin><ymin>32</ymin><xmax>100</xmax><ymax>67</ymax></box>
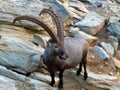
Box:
<box><xmin>13</xmin><ymin>8</ymin><xmax>88</xmax><ymax>90</ymax></box>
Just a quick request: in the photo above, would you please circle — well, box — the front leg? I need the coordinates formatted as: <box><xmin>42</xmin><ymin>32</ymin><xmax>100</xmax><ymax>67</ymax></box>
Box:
<box><xmin>58</xmin><ymin>69</ymin><xmax>64</xmax><ymax>90</ymax></box>
<box><xmin>50</xmin><ymin>73</ymin><xmax>55</xmax><ymax>87</ymax></box>
<box><xmin>76</xmin><ymin>62</ymin><xmax>82</xmax><ymax>76</ymax></box>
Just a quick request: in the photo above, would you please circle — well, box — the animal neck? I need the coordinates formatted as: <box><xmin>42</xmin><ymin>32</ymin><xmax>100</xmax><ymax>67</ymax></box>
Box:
<box><xmin>48</xmin><ymin>54</ymin><xmax>57</xmax><ymax>62</ymax></box>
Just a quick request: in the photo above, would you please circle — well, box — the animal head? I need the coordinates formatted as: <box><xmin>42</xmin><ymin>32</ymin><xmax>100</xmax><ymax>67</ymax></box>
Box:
<box><xmin>46</xmin><ymin>39</ymin><xmax>68</xmax><ymax>60</ymax></box>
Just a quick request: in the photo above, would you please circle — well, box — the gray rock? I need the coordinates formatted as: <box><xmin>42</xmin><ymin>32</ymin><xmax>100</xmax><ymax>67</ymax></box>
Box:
<box><xmin>108</xmin><ymin>35</ymin><xmax>119</xmax><ymax>50</ymax></box>
<box><xmin>0</xmin><ymin>24</ymin><xmax>33</xmax><ymax>40</ymax></box>
<box><xmin>111</xmin><ymin>81</ymin><xmax>120</xmax><ymax>90</ymax></box>
<box><xmin>110</xmin><ymin>57</ymin><xmax>120</xmax><ymax>69</ymax></box>
<box><xmin>92</xmin><ymin>45</ymin><xmax>109</xmax><ymax>59</ymax></box>
<box><xmin>88</xmin><ymin>72</ymin><xmax>118</xmax><ymax>80</ymax></box>
<box><xmin>0</xmin><ymin>0</ymin><xmax>69</xmax><ymax>29</ymax></box>
<box><xmin>100</xmin><ymin>42</ymin><xmax>115</xmax><ymax>55</ymax></box>
<box><xmin>74</xmin><ymin>11</ymin><xmax>105</xmax><ymax>35</ymax></box>
<box><xmin>40</xmin><ymin>0</ymin><xmax>69</xmax><ymax>23</ymax></box>
<box><xmin>0</xmin><ymin>65</ymin><xmax>28</xmax><ymax>81</ymax></box>
<box><xmin>109</xmin><ymin>3</ymin><xmax>120</xmax><ymax>13</ymax></box>
<box><xmin>92</xmin><ymin>0</ymin><xmax>102</xmax><ymax>7</ymax></box>
<box><xmin>30</xmin><ymin>72</ymin><xmax>59</xmax><ymax>83</ymax></box>
<box><xmin>107</xmin><ymin>22</ymin><xmax>120</xmax><ymax>42</ymax></box>
<box><xmin>0</xmin><ymin>36</ymin><xmax>44</xmax><ymax>74</ymax></box>
<box><xmin>0</xmin><ymin>0</ymin><xmax>43</xmax><ymax>23</ymax></box>
<box><xmin>33</xmin><ymin>34</ymin><xmax>50</xmax><ymax>48</ymax></box>
<box><xmin>68</xmin><ymin>26</ymin><xmax>80</xmax><ymax>33</ymax></box>
<box><xmin>88</xmin><ymin>72</ymin><xmax>118</xmax><ymax>89</ymax></box>
<box><xmin>68</xmin><ymin>30</ymin><xmax>98</xmax><ymax>47</ymax></box>
<box><xmin>109</xmin><ymin>16</ymin><xmax>120</xmax><ymax>24</ymax></box>
<box><xmin>0</xmin><ymin>65</ymin><xmax>55</xmax><ymax>90</ymax></box>
<box><xmin>115</xmin><ymin>0</ymin><xmax>120</xmax><ymax>3</ymax></box>
<box><xmin>71</xmin><ymin>70</ymin><xmax>118</xmax><ymax>90</ymax></box>
<box><xmin>0</xmin><ymin>75</ymin><xmax>18</xmax><ymax>90</ymax></box>
<box><xmin>27</xmin><ymin>78</ymin><xmax>56</xmax><ymax>90</ymax></box>
<box><xmin>57</xmin><ymin>0</ymin><xmax>69</xmax><ymax>8</ymax></box>
<box><xmin>80</xmin><ymin>0</ymin><xmax>102</xmax><ymax>4</ymax></box>
<box><xmin>68</xmin><ymin>7</ymin><xmax>85</xmax><ymax>20</ymax></box>
<box><xmin>69</xmin><ymin>0</ymin><xmax>88</xmax><ymax>13</ymax></box>
<box><xmin>115</xmin><ymin>50</ymin><xmax>120</xmax><ymax>60</ymax></box>
<box><xmin>100</xmin><ymin>0</ymin><xmax>120</xmax><ymax>15</ymax></box>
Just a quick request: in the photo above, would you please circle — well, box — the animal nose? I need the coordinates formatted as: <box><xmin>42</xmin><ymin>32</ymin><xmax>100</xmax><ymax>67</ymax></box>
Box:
<box><xmin>58</xmin><ymin>50</ymin><xmax>68</xmax><ymax>60</ymax></box>
<box><xmin>62</xmin><ymin>54</ymin><xmax>68</xmax><ymax>60</ymax></box>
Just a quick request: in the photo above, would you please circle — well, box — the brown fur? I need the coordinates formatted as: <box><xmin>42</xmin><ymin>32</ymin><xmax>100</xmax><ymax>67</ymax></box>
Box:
<box><xmin>43</xmin><ymin>37</ymin><xmax>88</xmax><ymax>90</ymax></box>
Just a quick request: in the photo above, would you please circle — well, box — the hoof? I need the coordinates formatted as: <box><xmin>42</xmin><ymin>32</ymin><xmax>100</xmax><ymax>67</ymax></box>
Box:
<box><xmin>58</xmin><ymin>84</ymin><xmax>63</xmax><ymax>90</ymax></box>
<box><xmin>49</xmin><ymin>83</ymin><xmax>54</xmax><ymax>87</ymax></box>
<box><xmin>76</xmin><ymin>70</ymin><xmax>80</xmax><ymax>76</ymax></box>
<box><xmin>58</xmin><ymin>88</ymin><xmax>64</xmax><ymax>90</ymax></box>
<box><xmin>84</xmin><ymin>72</ymin><xmax>88</xmax><ymax>80</ymax></box>
<box><xmin>58</xmin><ymin>87</ymin><xmax>64</xmax><ymax>90</ymax></box>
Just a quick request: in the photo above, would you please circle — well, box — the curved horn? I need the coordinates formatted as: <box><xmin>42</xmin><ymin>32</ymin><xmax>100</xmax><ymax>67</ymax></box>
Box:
<box><xmin>39</xmin><ymin>8</ymin><xmax>64</xmax><ymax>42</ymax></box>
<box><xmin>13</xmin><ymin>15</ymin><xmax>59</xmax><ymax>43</ymax></box>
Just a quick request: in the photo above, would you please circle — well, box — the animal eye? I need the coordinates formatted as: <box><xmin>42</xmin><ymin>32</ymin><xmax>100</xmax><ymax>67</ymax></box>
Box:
<box><xmin>59</xmin><ymin>50</ymin><xmax>64</xmax><ymax>55</ymax></box>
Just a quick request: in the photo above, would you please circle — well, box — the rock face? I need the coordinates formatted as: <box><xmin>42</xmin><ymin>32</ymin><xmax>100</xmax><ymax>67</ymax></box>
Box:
<box><xmin>0</xmin><ymin>0</ymin><xmax>69</xmax><ymax>74</ymax></box>
<box><xmin>68</xmin><ymin>0</ymin><xmax>88</xmax><ymax>19</ymax></box>
<box><xmin>110</xmin><ymin>57</ymin><xmax>120</xmax><ymax>69</ymax></box>
<box><xmin>115</xmin><ymin>50</ymin><xmax>120</xmax><ymax>60</ymax></box>
<box><xmin>0</xmin><ymin>65</ymin><xmax>55</xmax><ymax>90</ymax></box>
<box><xmin>0</xmin><ymin>0</ymin><xmax>70</xmax><ymax>29</ymax></box>
<box><xmin>0</xmin><ymin>36</ymin><xmax>44</xmax><ymax>74</ymax></box>
<box><xmin>30</xmin><ymin>72</ymin><xmax>59</xmax><ymax>83</ymax></box>
<box><xmin>70</xmin><ymin>70</ymin><xmax>119</xmax><ymax>90</ymax></box>
<box><xmin>33</xmin><ymin>34</ymin><xmax>50</xmax><ymax>48</ymax></box>
<box><xmin>107</xmin><ymin>22</ymin><xmax>120</xmax><ymax>41</ymax></box>
<box><xmin>100</xmin><ymin>42</ymin><xmax>115</xmax><ymax>55</ymax></box>
<box><xmin>74</xmin><ymin>11</ymin><xmax>105</xmax><ymax>35</ymax></box>
<box><xmin>0</xmin><ymin>0</ymin><xmax>70</xmax><ymax>89</ymax></box>
<box><xmin>0</xmin><ymin>75</ymin><xmax>18</xmax><ymax>90</ymax></box>
<box><xmin>67</xmin><ymin>29</ymin><xmax>98</xmax><ymax>47</ymax></box>
<box><xmin>69</xmin><ymin>0</ymin><xmax>88</xmax><ymax>13</ymax></box>
<box><xmin>92</xmin><ymin>45</ymin><xmax>109</xmax><ymax>59</ymax></box>
<box><xmin>0</xmin><ymin>0</ymin><xmax>43</xmax><ymax>23</ymax></box>
<box><xmin>58</xmin><ymin>0</ymin><xmax>69</xmax><ymax>7</ymax></box>
<box><xmin>0</xmin><ymin>0</ymin><xmax>120</xmax><ymax>90</ymax></box>
<box><xmin>108</xmin><ymin>35</ymin><xmax>119</xmax><ymax>51</ymax></box>
<box><xmin>40</xmin><ymin>0</ymin><xmax>69</xmax><ymax>23</ymax></box>
<box><xmin>88</xmin><ymin>72</ymin><xmax>118</xmax><ymax>89</ymax></box>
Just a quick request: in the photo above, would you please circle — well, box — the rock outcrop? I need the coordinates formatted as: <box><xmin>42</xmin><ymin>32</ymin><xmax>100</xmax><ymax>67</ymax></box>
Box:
<box><xmin>0</xmin><ymin>0</ymin><xmax>120</xmax><ymax>90</ymax></box>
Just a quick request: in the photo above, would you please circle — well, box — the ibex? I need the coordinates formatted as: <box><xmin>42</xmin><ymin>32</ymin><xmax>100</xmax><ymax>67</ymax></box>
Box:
<box><xmin>13</xmin><ymin>8</ymin><xmax>88</xmax><ymax>90</ymax></box>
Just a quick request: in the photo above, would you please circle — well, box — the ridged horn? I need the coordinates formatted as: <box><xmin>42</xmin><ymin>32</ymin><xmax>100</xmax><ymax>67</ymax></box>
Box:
<box><xmin>39</xmin><ymin>8</ymin><xmax>64</xmax><ymax>42</ymax></box>
<box><xmin>13</xmin><ymin>15</ymin><xmax>59</xmax><ymax>43</ymax></box>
